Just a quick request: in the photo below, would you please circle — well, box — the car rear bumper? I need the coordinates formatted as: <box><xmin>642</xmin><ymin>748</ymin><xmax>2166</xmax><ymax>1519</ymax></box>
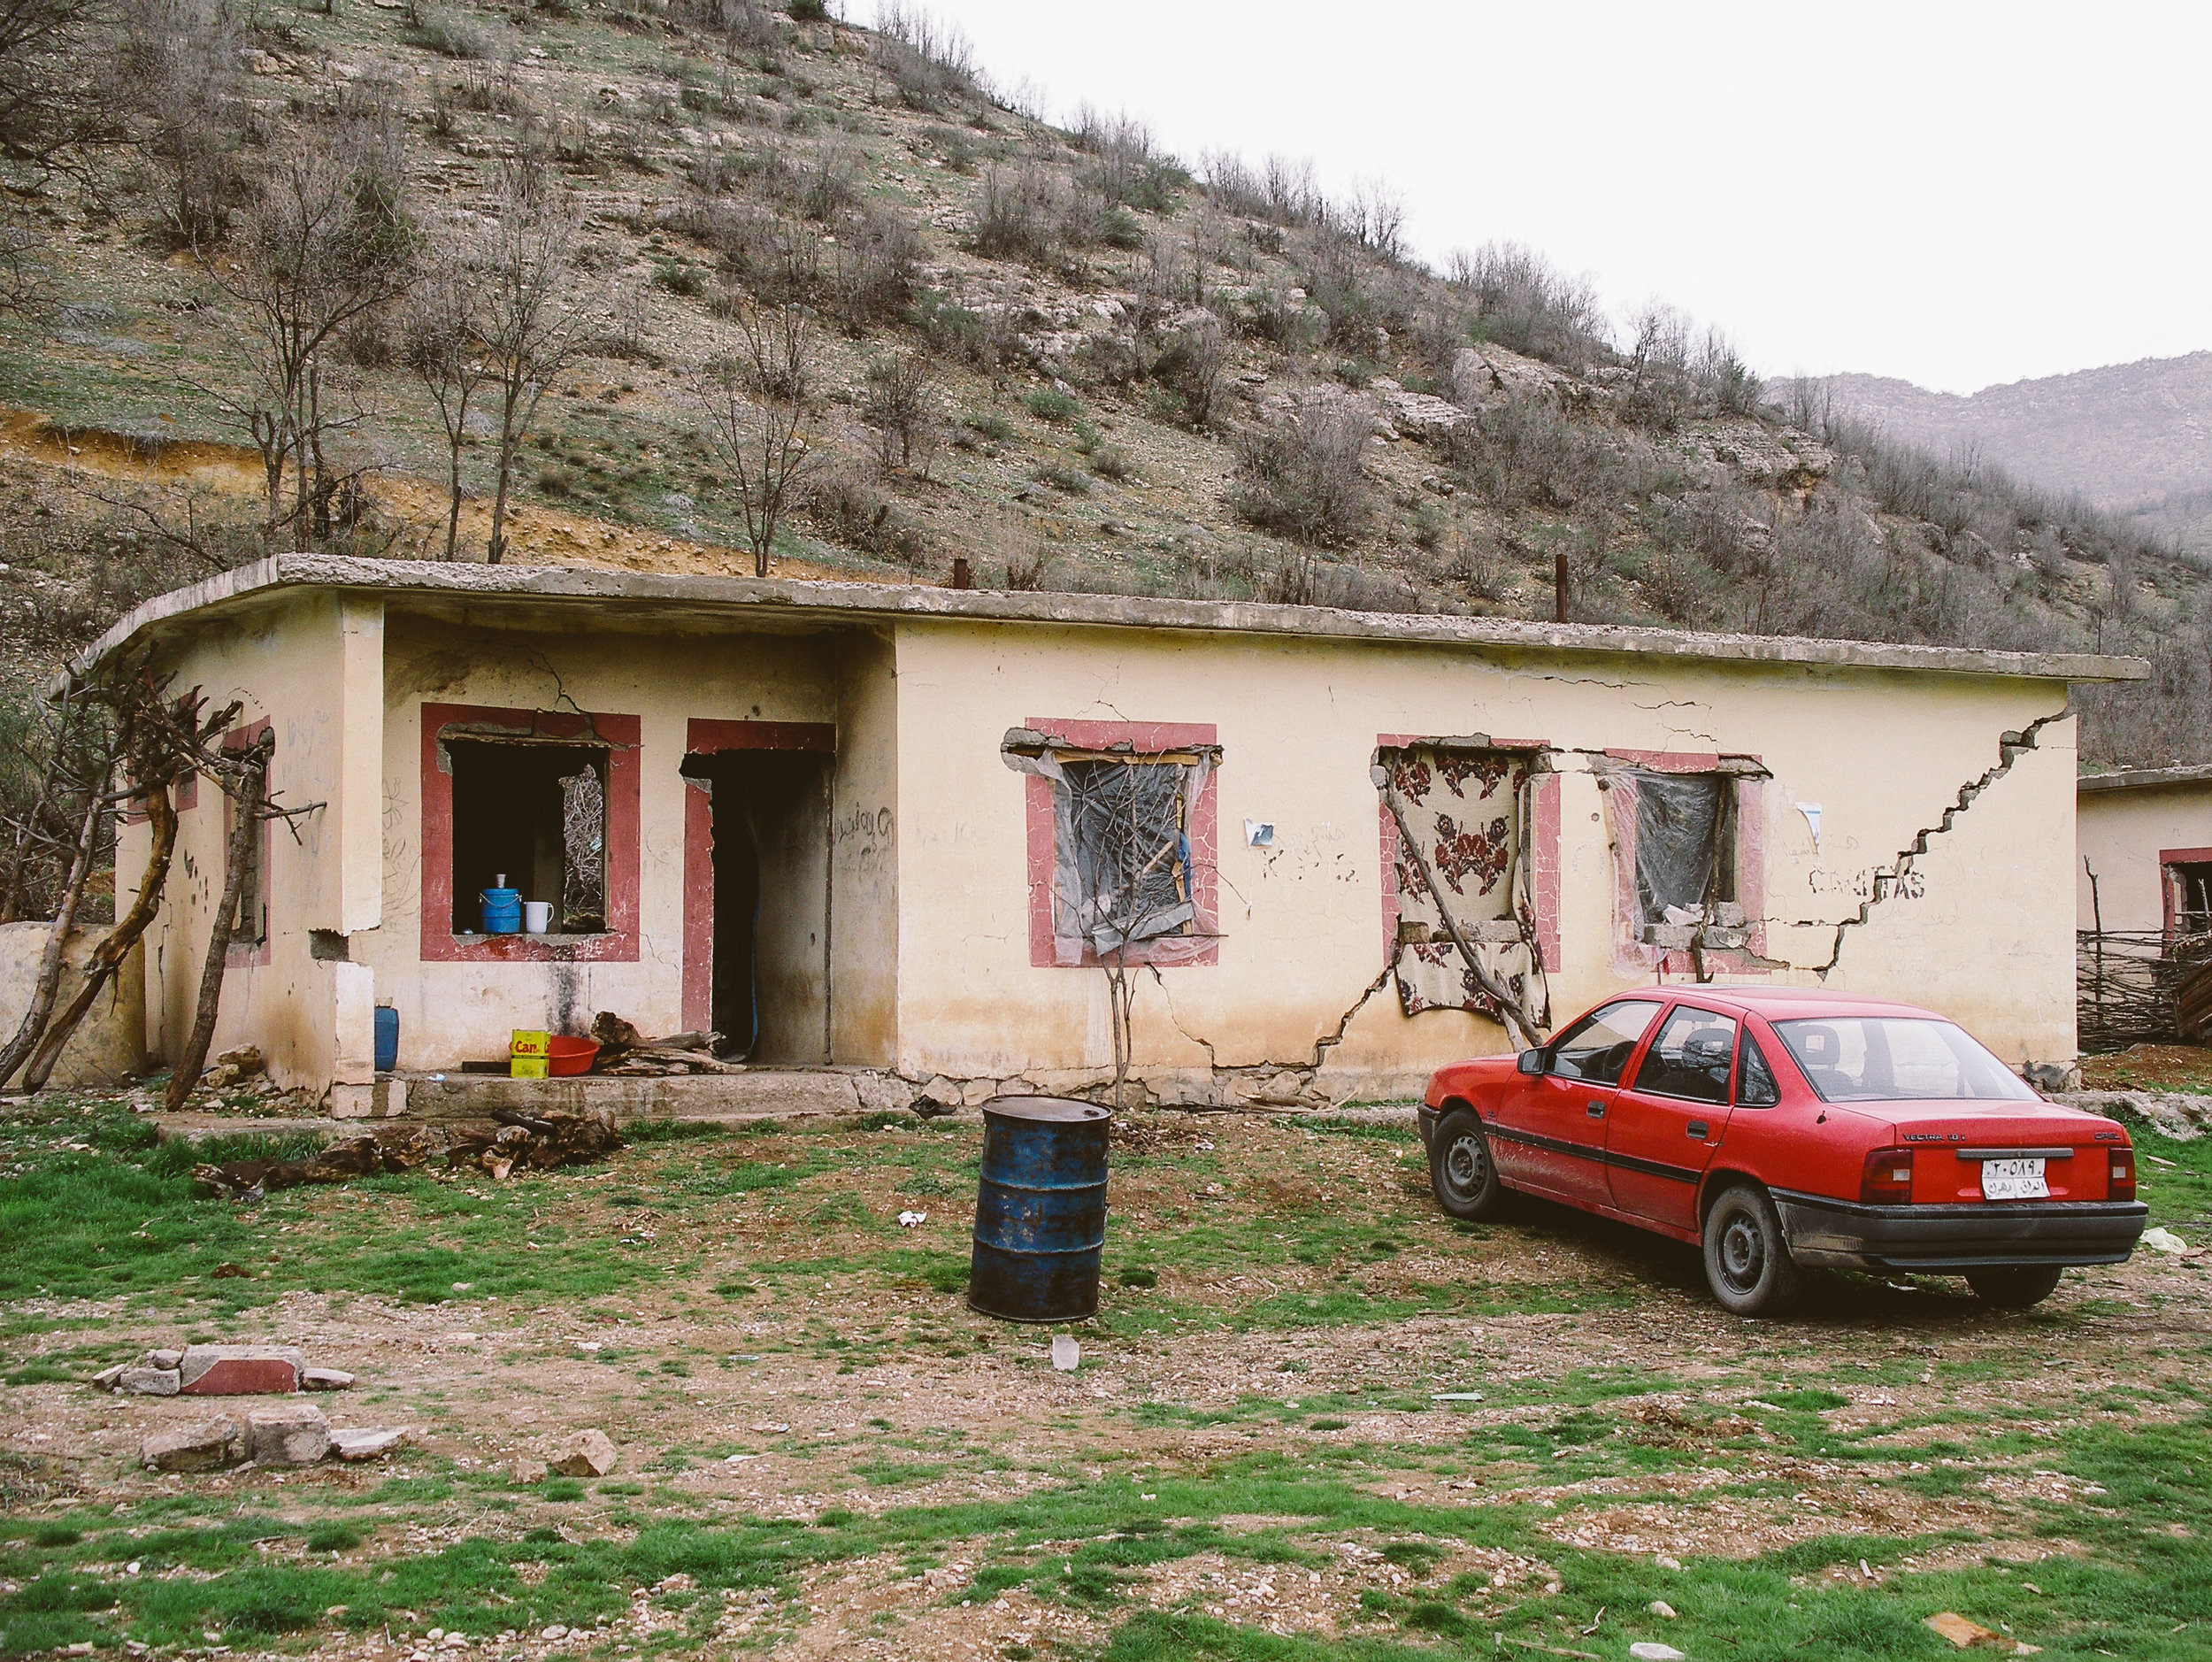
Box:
<box><xmin>1772</xmin><ymin>1189</ymin><xmax>2149</xmax><ymax>1272</ymax></box>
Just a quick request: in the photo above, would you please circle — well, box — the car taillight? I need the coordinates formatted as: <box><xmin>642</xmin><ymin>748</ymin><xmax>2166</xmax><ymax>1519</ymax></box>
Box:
<box><xmin>2109</xmin><ymin>1147</ymin><xmax>2136</xmax><ymax>1201</ymax></box>
<box><xmin>1862</xmin><ymin>1147</ymin><xmax>1914</xmax><ymax>1204</ymax></box>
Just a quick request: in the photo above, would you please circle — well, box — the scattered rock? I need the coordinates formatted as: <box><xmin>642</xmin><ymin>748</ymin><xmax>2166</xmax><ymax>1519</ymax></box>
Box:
<box><xmin>146</xmin><ymin>1349</ymin><xmax>182</xmax><ymax>1370</ymax></box>
<box><xmin>1631</xmin><ymin>1646</ymin><xmax>1686</xmax><ymax>1662</ymax></box>
<box><xmin>142</xmin><ymin>1415</ymin><xmax>242</xmax><ymax>1473</ymax></box>
<box><xmin>1926</xmin><ymin>1612</ymin><xmax>2001</xmax><ymax>1649</ymax></box>
<box><xmin>511</xmin><ymin>1457</ymin><xmax>549</xmax><ymax>1485</ymax></box>
<box><xmin>303</xmin><ymin>1367</ymin><xmax>356</xmax><ymax>1390</ymax></box>
<box><xmin>201</xmin><ymin>1044</ymin><xmax>265</xmax><ymax>1089</ymax></box>
<box><xmin>1647</xmin><ymin>1600</ymin><xmax>1678</xmax><ymax>1619</ymax></box>
<box><xmin>92</xmin><ymin>1364</ymin><xmax>128</xmax><ymax>1389</ymax></box>
<box><xmin>1653</xmin><ymin>1553</ymin><xmax>1683</xmax><ymax>1571</ymax></box>
<box><xmin>897</xmin><ymin>1210</ymin><xmax>927</xmax><ymax>1227</ymax></box>
<box><xmin>329</xmin><ymin>1427</ymin><xmax>407</xmax><ymax>1461</ymax></box>
<box><xmin>245</xmin><ymin>1402</ymin><xmax>331</xmax><ymax>1466</ymax></box>
<box><xmin>180</xmin><ymin>1344</ymin><xmax>304</xmax><ymax>1395</ymax></box>
<box><xmin>117</xmin><ymin>1367</ymin><xmax>181</xmax><ymax>1397</ymax></box>
<box><xmin>549</xmin><ymin>1428</ymin><xmax>619</xmax><ymax>1477</ymax></box>
<box><xmin>1050</xmin><ymin>1335</ymin><xmax>1079</xmax><ymax>1373</ymax></box>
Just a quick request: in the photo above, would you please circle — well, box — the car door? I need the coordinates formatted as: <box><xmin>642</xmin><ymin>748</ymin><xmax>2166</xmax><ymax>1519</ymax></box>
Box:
<box><xmin>1494</xmin><ymin>998</ymin><xmax>1663</xmax><ymax>1208</ymax></box>
<box><xmin>1606</xmin><ymin>1003</ymin><xmax>1739</xmax><ymax>1230</ymax></box>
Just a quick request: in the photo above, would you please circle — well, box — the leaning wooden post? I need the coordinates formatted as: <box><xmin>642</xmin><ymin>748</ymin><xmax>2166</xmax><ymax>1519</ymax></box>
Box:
<box><xmin>165</xmin><ymin>735</ymin><xmax>271</xmax><ymax>1112</ymax></box>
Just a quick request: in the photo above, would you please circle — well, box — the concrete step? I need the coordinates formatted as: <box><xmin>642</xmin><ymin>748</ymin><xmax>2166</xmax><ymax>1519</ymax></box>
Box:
<box><xmin>369</xmin><ymin>1067</ymin><xmax>922</xmax><ymax>1124</ymax></box>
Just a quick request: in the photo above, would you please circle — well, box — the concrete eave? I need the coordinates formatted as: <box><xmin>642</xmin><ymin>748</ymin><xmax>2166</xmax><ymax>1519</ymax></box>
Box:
<box><xmin>65</xmin><ymin>554</ymin><xmax>2152</xmax><ymax>687</ymax></box>
<box><xmin>2078</xmin><ymin>763</ymin><xmax>2212</xmax><ymax>795</ymax></box>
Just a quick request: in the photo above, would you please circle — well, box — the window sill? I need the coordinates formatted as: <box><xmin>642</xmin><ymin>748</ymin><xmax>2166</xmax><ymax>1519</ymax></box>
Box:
<box><xmin>429</xmin><ymin>929</ymin><xmax>638</xmax><ymax>965</ymax></box>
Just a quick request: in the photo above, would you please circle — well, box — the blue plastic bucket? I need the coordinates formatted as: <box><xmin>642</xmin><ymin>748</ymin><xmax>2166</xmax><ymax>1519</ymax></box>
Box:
<box><xmin>480</xmin><ymin>887</ymin><xmax>522</xmax><ymax>935</ymax></box>
<box><xmin>373</xmin><ymin>1006</ymin><xmax>398</xmax><ymax>1073</ymax></box>
<box><xmin>968</xmin><ymin>1096</ymin><xmax>1110</xmax><ymax>1322</ymax></box>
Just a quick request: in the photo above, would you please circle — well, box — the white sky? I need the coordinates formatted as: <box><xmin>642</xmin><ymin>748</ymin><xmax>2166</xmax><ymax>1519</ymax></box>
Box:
<box><xmin>921</xmin><ymin>0</ymin><xmax>2212</xmax><ymax>395</ymax></box>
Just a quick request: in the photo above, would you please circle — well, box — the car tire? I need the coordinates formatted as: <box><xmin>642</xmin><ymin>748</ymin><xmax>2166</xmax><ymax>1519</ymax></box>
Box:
<box><xmin>1965</xmin><ymin>1266</ymin><xmax>2064</xmax><ymax>1309</ymax></box>
<box><xmin>1428</xmin><ymin>1108</ymin><xmax>1504</xmax><ymax>1220</ymax></box>
<box><xmin>1701</xmin><ymin>1183</ymin><xmax>1801</xmax><ymax>1317</ymax></box>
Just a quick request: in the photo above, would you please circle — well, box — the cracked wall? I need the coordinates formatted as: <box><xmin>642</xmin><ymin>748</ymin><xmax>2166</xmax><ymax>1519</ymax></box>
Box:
<box><xmin>889</xmin><ymin>622</ymin><xmax>2082</xmax><ymax>1103</ymax></box>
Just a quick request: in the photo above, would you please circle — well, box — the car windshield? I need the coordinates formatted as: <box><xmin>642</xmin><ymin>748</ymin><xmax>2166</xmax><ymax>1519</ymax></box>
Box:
<box><xmin>1771</xmin><ymin>1017</ymin><xmax>2036</xmax><ymax>1104</ymax></box>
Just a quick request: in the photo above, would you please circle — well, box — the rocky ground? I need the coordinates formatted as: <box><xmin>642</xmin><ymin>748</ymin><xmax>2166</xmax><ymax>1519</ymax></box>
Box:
<box><xmin>4</xmin><ymin>1088</ymin><xmax>2211</xmax><ymax>1659</ymax></box>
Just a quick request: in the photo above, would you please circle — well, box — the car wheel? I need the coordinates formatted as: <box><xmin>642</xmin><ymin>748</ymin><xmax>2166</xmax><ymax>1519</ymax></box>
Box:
<box><xmin>1965</xmin><ymin>1266</ymin><xmax>2063</xmax><ymax>1308</ymax></box>
<box><xmin>1701</xmin><ymin>1183</ymin><xmax>1801</xmax><ymax>1317</ymax></box>
<box><xmin>1428</xmin><ymin>1108</ymin><xmax>1503</xmax><ymax>1220</ymax></box>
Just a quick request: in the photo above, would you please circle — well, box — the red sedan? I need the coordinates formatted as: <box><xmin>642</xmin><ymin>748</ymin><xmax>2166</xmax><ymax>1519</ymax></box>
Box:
<box><xmin>1418</xmin><ymin>987</ymin><xmax>2147</xmax><ymax>1316</ymax></box>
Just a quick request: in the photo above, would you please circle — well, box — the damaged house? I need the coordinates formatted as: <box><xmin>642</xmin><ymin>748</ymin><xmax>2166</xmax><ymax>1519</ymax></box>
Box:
<box><xmin>76</xmin><ymin>556</ymin><xmax>2138</xmax><ymax>1112</ymax></box>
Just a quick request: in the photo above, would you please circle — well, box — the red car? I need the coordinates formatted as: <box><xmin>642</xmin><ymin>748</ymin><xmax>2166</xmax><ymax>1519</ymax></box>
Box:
<box><xmin>1418</xmin><ymin>987</ymin><xmax>2147</xmax><ymax>1316</ymax></box>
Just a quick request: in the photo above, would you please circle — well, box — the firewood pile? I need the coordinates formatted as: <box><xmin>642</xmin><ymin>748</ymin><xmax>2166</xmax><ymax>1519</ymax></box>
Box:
<box><xmin>191</xmin><ymin>1111</ymin><xmax>624</xmax><ymax>1198</ymax></box>
<box><xmin>588</xmin><ymin>1012</ymin><xmax>744</xmax><ymax>1075</ymax></box>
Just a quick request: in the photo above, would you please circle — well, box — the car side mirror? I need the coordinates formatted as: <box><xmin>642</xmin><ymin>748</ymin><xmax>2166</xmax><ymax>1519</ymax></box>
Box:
<box><xmin>1516</xmin><ymin>1049</ymin><xmax>1545</xmax><ymax>1076</ymax></box>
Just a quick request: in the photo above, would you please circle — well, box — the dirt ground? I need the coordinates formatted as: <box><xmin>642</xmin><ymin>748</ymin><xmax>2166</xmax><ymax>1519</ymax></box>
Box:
<box><xmin>4</xmin><ymin>1099</ymin><xmax>2212</xmax><ymax>1661</ymax></box>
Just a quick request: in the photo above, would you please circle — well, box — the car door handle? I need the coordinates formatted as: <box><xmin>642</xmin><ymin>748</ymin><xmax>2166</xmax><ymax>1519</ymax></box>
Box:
<box><xmin>1686</xmin><ymin>1121</ymin><xmax>1709</xmax><ymax>1138</ymax></box>
<box><xmin>1586</xmin><ymin>1100</ymin><xmax>1606</xmax><ymax>1118</ymax></box>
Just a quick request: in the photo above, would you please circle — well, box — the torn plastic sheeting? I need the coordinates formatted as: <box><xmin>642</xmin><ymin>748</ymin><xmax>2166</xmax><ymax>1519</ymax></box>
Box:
<box><xmin>1623</xmin><ymin>768</ymin><xmax>1727</xmax><ymax>928</ymax></box>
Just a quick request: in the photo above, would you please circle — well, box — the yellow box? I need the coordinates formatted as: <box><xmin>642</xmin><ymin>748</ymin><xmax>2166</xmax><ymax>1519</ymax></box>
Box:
<box><xmin>511</xmin><ymin>1030</ymin><xmax>551</xmax><ymax>1058</ymax></box>
<box><xmin>510</xmin><ymin>1054</ymin><xmax>549</xmax><ymax>1079</ymax></box>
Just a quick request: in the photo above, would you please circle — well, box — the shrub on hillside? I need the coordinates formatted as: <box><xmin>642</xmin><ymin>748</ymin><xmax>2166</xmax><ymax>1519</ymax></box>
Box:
<box><xmin>1232</xmin><ymin>397</ymin><xmax>1376</xmax><ymax>546</ymax></box>
<box><xmin>1447</xmin><ymin>242</ymin><xmax>1606</xmax><ymax>372</ymax></box>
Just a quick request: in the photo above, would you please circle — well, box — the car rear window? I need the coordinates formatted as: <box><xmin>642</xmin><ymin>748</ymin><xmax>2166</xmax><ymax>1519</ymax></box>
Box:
<box><xmin>1772</xmin><ymin>1017</ymin><xmax>2035</xmax><ymax>1104</ymax></box>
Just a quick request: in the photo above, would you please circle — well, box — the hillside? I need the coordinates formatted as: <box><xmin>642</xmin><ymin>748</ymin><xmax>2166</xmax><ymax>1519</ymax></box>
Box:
<box><xmin>0</xmin><ymin>0</ymin><xmax>2208</xmax><ymax>777</ymax></box>
<box><xmin>1801</xmin><ymin>356</ymin><xmax>2212</xmax><ymax>554</ymax></box>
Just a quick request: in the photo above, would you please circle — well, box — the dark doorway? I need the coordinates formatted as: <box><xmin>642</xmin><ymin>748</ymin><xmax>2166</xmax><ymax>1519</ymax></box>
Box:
<box><xmin>681</xmin><ymin>750</ymin><xmax>832</xmax><ymax>1060</ymax></box>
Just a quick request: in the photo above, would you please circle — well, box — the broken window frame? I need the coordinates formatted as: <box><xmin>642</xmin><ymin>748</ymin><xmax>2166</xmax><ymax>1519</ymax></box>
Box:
<box><xmin>1596</xmin><ymin>752</ymin><xmax>1768</xmax><ymax>975</ymax></box>
<box><xmin>221</xmin><ymin>719</ymin><xmax>273</xmax><ymax>968</ymax></box>
<box><xmin>418</xmin><ymin>703</ymin><xmax>643</xmax><ymax>966</ymax></box>
<box><xmin>2162</xmin><ymin>850</ymin><xmax>2212</xmax><ymax>940</ymax></box>
<box><xmin>1006</xmin><ymin>720</ymin><xmax>1220</xmax><ymax>969</ymax></box>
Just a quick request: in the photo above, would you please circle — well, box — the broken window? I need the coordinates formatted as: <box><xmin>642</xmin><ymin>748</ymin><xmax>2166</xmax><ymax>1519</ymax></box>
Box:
<box><xmin>445</xmin><ymin>738</ymin><xmax>610</xmax><ymax>934</ymax></box>
<box><xmin>1377</xmin><ymin>743</ymin><xmax>1545</xmax><ymax>1026</ymax></box>
<box><xmin>1055</xmin><ymin>755</ymin><xmax>1200</xmax><ymax>956</ymax></box>
<box><xmin>1629</xmin><ymin>770</ymin><xmax>1735</xmax><ymax>932</ymax></box>
<box><xmin>2167</xmin><ymin>860</ymin><xmax>2212</xmax><ymax>936</ymax></box>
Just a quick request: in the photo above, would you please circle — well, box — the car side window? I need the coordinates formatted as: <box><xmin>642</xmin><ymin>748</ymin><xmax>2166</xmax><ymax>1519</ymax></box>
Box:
<box><xmin>1632</xmin><ymin>1005</ymin><xmax>1739</xmax><ymax>1104</ymax></box>
<box><xmin>1735</xmin><ymin>1030</ymin><xmax>1781</xmax><ymax>1107</ymax></box>
<box><xmin>1548</xmin><ymin>1000</ymin><xmax>1663</xmax><ymax>1086</ymax></box>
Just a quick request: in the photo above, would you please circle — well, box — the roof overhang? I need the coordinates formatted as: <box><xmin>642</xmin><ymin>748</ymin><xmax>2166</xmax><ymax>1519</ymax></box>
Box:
<box><xmin>2078</xmin><ymin>763</ymin><xmax>2212</xmax><ymax>796</ymax></box>
<box><xmin>65</xmin><ymin>555</ymin><xmax>2152</xmax><ymax>688</ymax></box>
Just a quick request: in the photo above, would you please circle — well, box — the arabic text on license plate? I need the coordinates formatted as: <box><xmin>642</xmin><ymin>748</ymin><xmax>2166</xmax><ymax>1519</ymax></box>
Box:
<box><xmin>1982</xmin><ymin>1158</ymin><xmax>2047</xmax><ymax>1200</ymax></box>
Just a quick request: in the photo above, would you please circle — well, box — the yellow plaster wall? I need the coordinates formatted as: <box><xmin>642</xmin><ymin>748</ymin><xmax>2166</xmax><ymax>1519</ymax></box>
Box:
<box><xmin>2075</xmin><ymin>783</ymin><xmax>2212</xmax><ymax>934</ymax></box>
<box><xmin>887</xmin><ymin>622</ymin><xmax>2078</xmax><ymax>1098</ymax></box>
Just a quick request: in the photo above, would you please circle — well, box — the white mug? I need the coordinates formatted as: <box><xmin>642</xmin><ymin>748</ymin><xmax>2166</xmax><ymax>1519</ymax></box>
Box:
<box><xmin>522</xmin><ymin>901</ymin><xmax>554</xmax><ymax>934</ymax></box>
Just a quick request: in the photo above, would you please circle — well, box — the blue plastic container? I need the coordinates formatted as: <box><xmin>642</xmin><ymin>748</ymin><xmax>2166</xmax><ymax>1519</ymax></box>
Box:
<box><xmin>479</xmin><ymin>887</ymin><xmax>522</xmax><ymax>935</ymax></box>
<box><xmin>373</xmin><ymin>1005</ymin><xmax>399</xmax><ymax>1073</ymax></box>
<box><xmin>968</xmin><ymin>1096</ymin><xmax>1110</xmax><ymax>1322</ymax></box>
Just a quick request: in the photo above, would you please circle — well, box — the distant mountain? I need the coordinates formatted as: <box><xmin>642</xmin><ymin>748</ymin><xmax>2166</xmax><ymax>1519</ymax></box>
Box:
<box><xmin>1802</xmin><ymin>353</ymin><xmax>2212</xmax><ymax>544</ymax></box>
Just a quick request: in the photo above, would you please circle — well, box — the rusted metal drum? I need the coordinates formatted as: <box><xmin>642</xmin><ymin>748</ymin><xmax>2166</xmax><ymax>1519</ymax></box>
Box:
<box><xmin>968</xmin><ymin>1096</ymin><xmax>1111</xmax><ymax>1322</ymax></box>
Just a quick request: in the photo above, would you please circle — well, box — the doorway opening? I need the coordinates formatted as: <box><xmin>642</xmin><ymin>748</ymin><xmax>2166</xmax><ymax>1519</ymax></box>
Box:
<box><xmin>681</xmin><ymin>750</ymin><xmax>833</xmax><ymax>1061</ymax></box>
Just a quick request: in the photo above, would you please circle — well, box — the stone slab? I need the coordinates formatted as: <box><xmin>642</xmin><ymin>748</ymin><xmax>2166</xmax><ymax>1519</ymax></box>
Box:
<box><xmin>118</xmin><ymin>1367</ymin><xmax>180</xmax><ymax>1397</ymax></box>
<box><xmin>142</xmin><ymin>1415</ymin><xmax>241</xmax><ymax>1472</ymax></box>
<box><xmin>302</xmin><ymin>1367</ymin><xmax>356</xmax><ymax>1390</ymax></box>
<box><xmin>180</xmin><ymin>1345</ymin><xmax>304</xmax><ymax>1395</ymax></box>
<box><xmin>329</xmin><ymin>1427</ymin><xmax>406</xmax><ymax>1461</ymax></box>
<box><xmin>549</xmin><ymin>1428</ymin><xmax>618</xmax><ymax>1477</ymax></box>
<box><xmin>245</xmin><ymin>1403</ymin><xmax>330</xmax><ymax>1466</ymax></box>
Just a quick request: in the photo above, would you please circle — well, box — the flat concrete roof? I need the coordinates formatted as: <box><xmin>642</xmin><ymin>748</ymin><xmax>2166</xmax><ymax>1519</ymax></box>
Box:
<box><xmin>70</xmin><ymin>554</ymin><xmax>2150</xmax><ymax>685</ymax></box>
<box><xmin>2078</xmin><ymin>763</ymin><xmax>2212</xmax><ymax>795</ymax></box>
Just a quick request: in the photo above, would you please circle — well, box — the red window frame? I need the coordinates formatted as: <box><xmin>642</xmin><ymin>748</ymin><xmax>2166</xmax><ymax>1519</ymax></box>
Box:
<box><xmin>1602</xmin><ymin>749</ymin><xmax>1767</xmax><ymax>974</ymax></box>
<box><xmin>419</xmin><ymin>702</ymin><xmax>642</xmax><ymax>964</ymax></box>
<box><xmin>680</xmin><ymin>718</ymin><xmax>839</xmax><ymax>1031</ymax></box>
<box><xmin>223</xmin><ymin>719</ymin><xmax>273</xmax><ymax>969</ymax></box>
<box><xmin>1375</xmin><ymin>735</ymin><xmax>1558</xmax><ymax>972</ymax></box>
<box><xmin>1024</xmin><ymin>717</ymin><xmax>1218</xmax><ymax>968</ymax></box>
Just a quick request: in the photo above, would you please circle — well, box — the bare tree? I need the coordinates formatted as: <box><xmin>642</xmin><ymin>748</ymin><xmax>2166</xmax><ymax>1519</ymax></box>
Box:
<box><xmin>479</xmin><ymin>167</ymin><xmax>594</xmax><ymax>564</ymax></box>
<box><xmin>1</xmin><ymin>0</ymin><xmax>115</xmax><ymax>164</ymax></box>
<box><xmin>861</xmin><ymin>348</ymin><xmax>940</xmax><ymax>475</ymax></box>
<box><xmin>121</xmin><ymin>0</ymin><xmax>243</xmax><ymax>244</ymax></box>
<box><xmin>403</xmin><ymin>249</ymin><xmax>492</xmax><ymax>560</ymax></box>
<box><xmin>202</xmin><ymin>119</ymin><xmax>414</xmax><ymax>547</ymax></box>
<box><xmin>695</xmin><ymin>301</ymin><xmax>821</xmax><ymax>577</ymax></box>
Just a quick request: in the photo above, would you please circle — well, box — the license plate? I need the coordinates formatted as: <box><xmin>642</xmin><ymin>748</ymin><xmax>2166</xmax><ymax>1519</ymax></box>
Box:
<box><xmin>1981</xmin><ymin>1158</ymin><xmax>2047</xmax><ymax>1200</ymax></box>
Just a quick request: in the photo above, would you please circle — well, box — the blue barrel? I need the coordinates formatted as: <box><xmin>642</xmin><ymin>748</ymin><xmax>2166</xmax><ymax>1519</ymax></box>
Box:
<box><xmin>969</xmin><ymin>1096</ymin><xmax>1111</xmax><ymax>1322</ymax></box>
<box><xmin>373</xmin><ymin>1006</ymin><xmax>399</xmax><ymax>1073</ymax></box>
<box><xmin>480</xmin><ymin>887</ymin><xmax>521</xmax><ymax>935</ymax></box>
